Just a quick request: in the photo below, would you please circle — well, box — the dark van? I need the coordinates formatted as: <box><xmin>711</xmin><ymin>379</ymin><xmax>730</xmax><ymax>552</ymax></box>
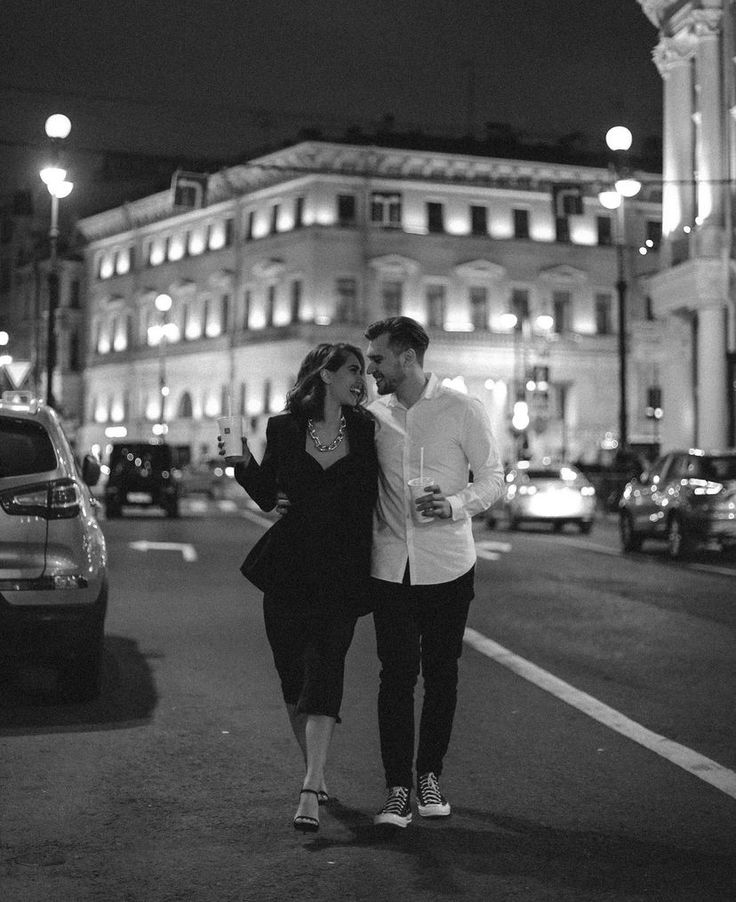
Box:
<box><xmin>104</xmin><ymin>442</ymin><xmax>181</xmax><ymax>518</ymax></box>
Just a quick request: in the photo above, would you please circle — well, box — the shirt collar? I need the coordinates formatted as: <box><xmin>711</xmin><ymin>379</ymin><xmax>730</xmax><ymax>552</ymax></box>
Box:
<box><xmin>386</xmin><ymin>372</ymin><xmax>439</xmax><ymax>408</ymax></box>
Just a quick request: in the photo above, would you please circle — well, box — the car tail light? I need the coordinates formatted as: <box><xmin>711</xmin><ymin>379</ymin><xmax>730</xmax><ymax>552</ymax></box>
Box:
<box><xmin>0</xmin><ymin>477</ymin><xmax>82</xmax><ymax>519</ymax></box>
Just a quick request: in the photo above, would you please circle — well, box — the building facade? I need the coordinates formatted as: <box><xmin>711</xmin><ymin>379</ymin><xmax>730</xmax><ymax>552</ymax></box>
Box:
<box><xmin>76</xmin><ymin>140</ymin><xmax>664</xmax><ymax>467</ymax></box>
<box><xmin>639</xmin><ymin>0</ymin><xmax>736</xmax><ymax>448</ymax></box>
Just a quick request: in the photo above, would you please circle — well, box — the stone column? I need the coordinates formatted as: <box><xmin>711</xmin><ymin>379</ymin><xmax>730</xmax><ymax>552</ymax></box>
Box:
<box><xmin>654</xmin><ymin>34</ymin><xmax>696</xmax><ymax>264</ymax></box>
<box><xmin>693</xmin><ymin>7</ymin><xmax>726</xmax><ymax>255</ymax></box>
<box><xmin>697</xmin><ymin>304</ymin><xmax>729</xmax><ymax>446</ymax></box>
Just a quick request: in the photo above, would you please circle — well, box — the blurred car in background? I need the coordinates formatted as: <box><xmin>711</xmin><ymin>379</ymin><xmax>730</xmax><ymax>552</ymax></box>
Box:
<box><xmin>619</xmin><ymin>448</ymin><xmax>736</xmax><ymax>559</ymax></box>
<box><xmin>178</xmin><ymin>458</ymin><xmax>235</xmax><ymax>500</ymax></box>
<box><xmin>104</xmin><ymin>441</ymin><xmax>180</xmax><ymax>518</ymax></box>
<box><xmin>0</xmin><ymin>392</ymin><xmax>108</xmax><ymax>701</ymax></box>
<box><xmin>486</xmin><ymin>461</ymin><xmax>596</xmax><ymax>533</ymax></box>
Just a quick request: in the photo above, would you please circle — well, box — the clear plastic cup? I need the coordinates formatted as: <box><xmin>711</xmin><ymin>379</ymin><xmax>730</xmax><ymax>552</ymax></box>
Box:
<box><xmin>408</xmin><ymin>477</ymin><xmax>434</xmax><ymax>525</ymax></box>
<box><xmin>217</xmin><ymin>415</ymin><xmax>244</xmax><ymax>457</ymax></box>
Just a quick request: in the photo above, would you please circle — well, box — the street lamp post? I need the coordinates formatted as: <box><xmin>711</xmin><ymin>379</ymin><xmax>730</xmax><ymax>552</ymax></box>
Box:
<box><xmin>40</xmin><ymin>114</ymin><xmax>73</xmax><ymax>410</ymax></box>
<box><xmin>152</xmin><ymin>293</ymin><xmax>174</xmax><ymax>434</ymax></box>
<box><xmin>598</xmin><ymin>126</ymin><xmax>641</xmax><ymax>455</ymax></box>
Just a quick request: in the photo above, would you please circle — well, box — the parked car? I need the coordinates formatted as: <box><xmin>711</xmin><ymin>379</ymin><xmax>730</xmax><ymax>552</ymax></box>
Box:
<box><xmin>486</xmin><ymin>461</ymin><xmax>596</xmax><ymax>533</ymax></box>
<box><xmin>104</xmin><ymin>441</ymin><xmax>181</xmax><ymax>518</ymax></box>
<box><xmin>0</xmin><ymin>392</ymin><xmax>108</xmax><ymax>701</ymax></box>
<box><xmin>178</xmin><ymin>458</ymin><xmax>235</xmax><ymax>499</ymax></box>
<box><xmin>619</xmin><ymin>448</ymin><xmax>736</xmax><ymax>559</ymax></box>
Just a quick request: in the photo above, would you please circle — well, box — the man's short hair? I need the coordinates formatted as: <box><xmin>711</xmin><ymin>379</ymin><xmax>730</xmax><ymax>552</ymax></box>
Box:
<box><xmin>364</xmin><ymin>316</ymin><xmax>430</xmax><ymax>364</ymax></box>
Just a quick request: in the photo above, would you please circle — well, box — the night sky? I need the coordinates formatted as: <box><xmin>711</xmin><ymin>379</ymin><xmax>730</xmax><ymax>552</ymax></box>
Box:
<box><xmin>0</xmin><ymin>0</ymin><xmax>661</xmax><ymax>215</ymax></box>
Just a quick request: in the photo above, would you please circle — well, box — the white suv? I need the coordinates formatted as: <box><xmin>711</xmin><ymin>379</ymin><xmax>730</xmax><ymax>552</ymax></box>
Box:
<box><xmin>0</xmin><ymin>393</ymin><xmax>108</xmax><ymax>701</ymax></box>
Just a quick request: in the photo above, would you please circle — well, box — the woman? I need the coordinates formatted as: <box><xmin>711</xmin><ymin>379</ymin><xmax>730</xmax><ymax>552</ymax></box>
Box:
<box><xmin>221</xmin><ymin>342</ymin><xmax>377</xmax><ymax>833</ymax></box>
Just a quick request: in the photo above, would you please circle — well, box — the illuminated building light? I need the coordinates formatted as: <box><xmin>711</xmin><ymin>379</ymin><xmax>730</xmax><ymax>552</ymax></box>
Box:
<box><xmin>168</xmin><ymin>236</ymin><xmax>185</xmax><ymax>261</ymax></box>
<box><xmin>149</xmin><ymin>242</ymin><xmax>165</xmax><ymax>266</ymax></box>
<box><xmin>99</xmin><ymin>256</ymin><xmax>115</xmax><ymax>279</ymax></box>
<box><xmin>315</xmin><ymin>315</ymin><xmax>332</xmax><ymax>325</ymax></box>
<box><xmin>188</xmin><ymin>231</ymin><xmax>206</xmax><ymax>255</ymax></box>
<box><xmin>105</xmin><ymin>426</ymin><xmax>128</xmax><ymax>438</ymax></box>
<box><xmin>512</xmin><ymin>401</ymin><xmax>529</xmax><ymax>431</ymax></box>
<box><xmin>115</xmin><ymin>250</ymin><xmax>130</xmax><ymax>274</ymax></box>
<box><xmin>209</xmin><ymin>223</ymin><xmax>226</xmax><ymax>250</ymax></box>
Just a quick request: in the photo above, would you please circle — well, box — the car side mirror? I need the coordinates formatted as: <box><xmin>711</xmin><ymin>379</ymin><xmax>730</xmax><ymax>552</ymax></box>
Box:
<box><xmin>81</xmin><ymin>453</ymin><xmax>101</xmax><ymax>487</ymax></box>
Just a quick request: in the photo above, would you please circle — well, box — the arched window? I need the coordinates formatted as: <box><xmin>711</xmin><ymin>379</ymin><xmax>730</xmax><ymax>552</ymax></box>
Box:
<box><xmin>178</xmin><ymin>391</ymin><xmax>194</xmax><ymax>419</ymax></box>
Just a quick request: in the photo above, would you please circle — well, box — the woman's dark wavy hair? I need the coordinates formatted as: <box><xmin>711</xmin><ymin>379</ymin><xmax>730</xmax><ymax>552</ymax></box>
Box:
<box><xmin>285</xmin><ymin>342</ymin><xmax>367</xmax><ymax>420</ymax></box>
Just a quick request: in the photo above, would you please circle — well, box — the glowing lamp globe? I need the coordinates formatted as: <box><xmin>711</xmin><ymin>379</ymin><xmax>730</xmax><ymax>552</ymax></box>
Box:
<box><xmin>45</xmin><ymin>114</ymin><xmax>72</xmax><ymax>141</ymax></box>
<box><xmin>605</xmin><ymin>126</ymin><xmax>632</xmax><ymax>153</ymax></box>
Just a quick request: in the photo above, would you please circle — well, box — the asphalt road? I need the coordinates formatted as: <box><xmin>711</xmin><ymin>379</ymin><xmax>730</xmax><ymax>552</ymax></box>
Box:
<box><xmin>1</xmin><ymin>502</ymin><xmax>735</xmax><ymax>901</ymax></box>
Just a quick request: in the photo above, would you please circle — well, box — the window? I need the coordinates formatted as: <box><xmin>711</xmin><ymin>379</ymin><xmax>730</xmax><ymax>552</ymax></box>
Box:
<box><xmin>511</xmin><ymin>289</ymin><xmax>530</xmax><ymax>330</ymax></box>
<box><xmin>263</xmin><ymin>379</ymin><xmax>272</xmax><ymax>415</ymax></box>
<box><xmin>426</xmin><ymin>202</ymin><xmax>445</xmax><ymax>234</ymax></box>
<box><xmin>178</xmin><ymin>392</ymin><xmax>193</xmax><ymax>419</ymax></box>
<box><xmin>597</xmin><ymin>216</ymin><xmax>613</xmax><ymax>247</ymax></box>
<box><xmin>470</xmin><ymin>205</ymin><xmax>487</xmax><ymax>236</ymax></box>
<box><xmin>381</xmin><ymin>280</ymin><xmax>402</xmax><ymax>316</ymax></box>
<box><xmin>337</xmin><ymin>194</ymin><xmax>356</xmax><ymax>225</ymax></box>
<box><xmin>294</xmin><ymin>197</ymin><xmax>305</xmax><ymax>229</ymax></box>
<box><xmin>270</xmin><ymin>204</ymin><xmax>280</xmax><ymax>234</ymax></box>
<box><xmin>266</xmin><ymin>285</ymin><xmax>276</xmax><ymax>326</ymax></box>
<box><xmin>202</xmin><ymin>298</ymin><xmax>210</xmax><ymax>336</ymax></box>
<box><xmin>245</xmin><ymin>210</ymin><xmax>255</xmax><ymax>241</ymax></box>
<box><xmin>335</xmin><ymin>277</ymin><xmax>357</xmax><ymax>323</ymax></box>
<box><xmin>371</xmin><ymin>192</ymin><xmax>402</xmax><ymax>228</ymax></box>
<box><xmin>513</xmin><ymin>208</ymin><xmax>529</xmax><ymax>239</ymax></box>
<box><xmin>555</xmin><ymin>216</ymin><xmax>570</xmax><ymax>243</ymax></box>
<box><xmin>238</xmin><ymin>382</ymin><xmax>247</xmax><ymax>416</ymax></box>
<box><xmin>69</xmin><ymin>332</ymin><xmax>81</xmax><ymax>372</ymax></box>
<box><xmin>595</xmin><ymin>292</ymin><xmax>612</xmax><ymax>335</ymax></box>
<box><xmin>426</xmin><ymin>284</ymin><xmax>446</xmax><ymax>329</ymax></box>
<box><xmin>646</xmin><ymin>220</ymin><xmax>662</xmax><ymax>250</ymax></box>
<box><xmin>181</xmin><ymin>303</ymin><xmax>189</xmax><ymax>339</ymax></box>
<box><xmin>290</xmin><ymin>280</ymin><xmax>302</xmax><ymax>322</ymax></box>
<box><xmin>242</xmin><ymin>289</ymin><xmax>252</xmax><ymax>329</ymax></box>
<box><xmin>221</xmin><ymin>294</ymin><xmax>231</xmax><ymax>333</ymax></box>
<box><xmin>470</xmin><ymin>287</ymin><xmax>488</xmax><ymax>331</ymax></box>
<box><xmin>552</xmin><ymin>290</ymin><xmax>571</xmax><ymax>332</ymax></box>
<box><xmin>224</xmin><ymin>218</ymin><xmax>234</xmax><ymax>246</ymax></box>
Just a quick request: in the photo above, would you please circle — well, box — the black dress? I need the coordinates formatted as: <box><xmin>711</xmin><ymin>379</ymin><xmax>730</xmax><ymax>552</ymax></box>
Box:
<box><xmin>234</xmin><ymin>407</ymin><xmax>378</xmax><ymax>719</ymax></box>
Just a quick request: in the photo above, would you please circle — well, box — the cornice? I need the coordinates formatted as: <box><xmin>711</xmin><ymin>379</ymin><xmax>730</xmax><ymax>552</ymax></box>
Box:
<box><xmin>76</xmin><ymin>140</ymin><xmax>660</xmax><ymax>243</ymax></box>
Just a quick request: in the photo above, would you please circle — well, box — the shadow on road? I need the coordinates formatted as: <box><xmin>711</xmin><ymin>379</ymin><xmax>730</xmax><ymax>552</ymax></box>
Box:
<box><xmin>305</xmin><ymin>800</ymin><xmax>736</xmax><ymax>900</ymax></box>
<box><xmin>0</xmin><ymin>635</ymin><xmax>158</xmax><ymax>735</ymax></box>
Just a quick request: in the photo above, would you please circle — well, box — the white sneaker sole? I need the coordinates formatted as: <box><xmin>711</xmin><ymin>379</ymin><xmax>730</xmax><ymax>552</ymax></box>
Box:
<box><xmin>374</xmin><ymin>811</ymin><xmax>413</xmax><ymax>827</ymax></box>
<box><xmin>417</xmin><ymin>803</ymin><xmax>451</xmax><ymax>818</ymax></box>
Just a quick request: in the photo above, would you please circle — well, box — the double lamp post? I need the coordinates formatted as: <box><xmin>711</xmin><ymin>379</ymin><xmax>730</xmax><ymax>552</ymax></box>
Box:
<box><xmin>598</xmin><ymin>125</ymin><xmax>642</xmax><ymax>456</ymax></box>
<box><xmin>39</xmin><ymin>114</ymin><xmax>74</xmax><ymax>409</ymax></box>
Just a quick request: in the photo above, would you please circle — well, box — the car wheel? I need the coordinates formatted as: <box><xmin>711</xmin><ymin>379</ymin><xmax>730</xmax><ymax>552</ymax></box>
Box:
<box><xmin>620</xmin><ymin>512</ymin><xmax>642</xmax><ymax>552</ymax></box>
<box><xmin>667</xmin><ymin>515</ymin><xmax>693</xmax><ymax>560</ymax></box>
<box><xmin>579</xmin><ymin>521</ymin><xmax>593</xmax><ymax>535</ymax></box>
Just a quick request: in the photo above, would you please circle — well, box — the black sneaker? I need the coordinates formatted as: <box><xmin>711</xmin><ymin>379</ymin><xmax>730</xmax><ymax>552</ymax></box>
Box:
<box><xmin>416</xmin><ymin>772</ymin><xmax>451</xmax><ymax>818</ymax></box>
<box><xmin>374</xmin><ymin>786</ymin><xmax>413</xmax><ymax>827</ymax></box>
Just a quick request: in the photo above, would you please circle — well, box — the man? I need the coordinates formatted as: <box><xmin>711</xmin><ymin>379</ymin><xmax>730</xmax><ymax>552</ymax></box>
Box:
<box><xmin>365</xmin><ymin>316</ymin><xmax>504</xmax><ymax>828</ymax></box>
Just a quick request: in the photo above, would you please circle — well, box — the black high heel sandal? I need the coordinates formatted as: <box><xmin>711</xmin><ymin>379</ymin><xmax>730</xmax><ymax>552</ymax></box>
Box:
<box><xmin>293</xmin><ymin>789</ymin><xmax>320</xmax><ymax>832</ymax></box>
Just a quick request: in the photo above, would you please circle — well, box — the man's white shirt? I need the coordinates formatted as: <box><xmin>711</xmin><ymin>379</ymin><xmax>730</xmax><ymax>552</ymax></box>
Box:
<box><xmin>368</xmin><ymin>373</ymin><xmax>505</xmax><ymax>585</ymax></box>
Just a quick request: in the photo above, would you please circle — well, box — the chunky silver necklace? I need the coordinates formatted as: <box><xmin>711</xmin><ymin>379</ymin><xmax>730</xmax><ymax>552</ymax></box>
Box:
<box><xmin>307</xmin><ymin>415</ymin><xmax>346</xmax><ymax>452</ymax></box>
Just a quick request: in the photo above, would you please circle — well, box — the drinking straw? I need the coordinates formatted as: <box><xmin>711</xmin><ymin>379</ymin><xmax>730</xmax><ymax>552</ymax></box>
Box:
<box><xmin>420</xmin><ymin>447</ymin><xmax>424</xmax><ymax>483</ymax></box>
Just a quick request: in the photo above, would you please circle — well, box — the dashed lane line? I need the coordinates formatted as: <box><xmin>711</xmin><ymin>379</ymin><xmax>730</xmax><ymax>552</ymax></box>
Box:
<box><xmin>463</xmin><ymin>627</ymin><xmax>736</xmax><ymax>801</ymax></box>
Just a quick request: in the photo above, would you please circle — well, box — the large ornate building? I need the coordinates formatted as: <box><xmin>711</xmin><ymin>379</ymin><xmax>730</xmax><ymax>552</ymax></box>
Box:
<box><xmin>76</xmin><ymin>140</ymin><xmax>664</xmax><ymax>466</ymax></box>
<box><xmin>639</xmin><ymin>0</ymin><xmax>736</xmax><ymax>448</ymax></box>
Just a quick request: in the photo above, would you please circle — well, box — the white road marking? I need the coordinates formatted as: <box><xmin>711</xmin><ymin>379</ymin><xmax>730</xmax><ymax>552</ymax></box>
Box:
<box><xmin>463</xmin><ymin>626</ymin><xmax>736</xmax><ymax>801</ymax></box>
<box><xmin>128</xmin><ymin>540</ymin><xmax>198</xmax><ymax>562</ymax></box>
